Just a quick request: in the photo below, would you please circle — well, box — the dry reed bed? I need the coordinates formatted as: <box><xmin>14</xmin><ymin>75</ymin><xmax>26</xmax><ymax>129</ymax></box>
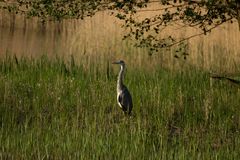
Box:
<box><xmin>0</xmin><ymin>8</ymin><xmax>240</xmax><ymax>73</ymax></box>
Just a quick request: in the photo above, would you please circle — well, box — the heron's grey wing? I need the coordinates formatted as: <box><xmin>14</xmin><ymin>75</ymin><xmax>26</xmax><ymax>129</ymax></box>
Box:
<box><xmin>118</xmin><ymin>93</ymin><xmax>127</xmax><ymax>112</ymax></box>
<box><xmin>118</xmin><ymin>87</ymin><xmax>133</xmax><ymax>114</ymax></box>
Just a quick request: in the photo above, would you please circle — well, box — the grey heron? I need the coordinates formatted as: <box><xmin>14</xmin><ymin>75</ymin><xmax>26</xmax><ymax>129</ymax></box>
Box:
<box><xmin>112</xmin><ymin>60</ymin><xmax>133</xmax><ymax>115</ymax></box>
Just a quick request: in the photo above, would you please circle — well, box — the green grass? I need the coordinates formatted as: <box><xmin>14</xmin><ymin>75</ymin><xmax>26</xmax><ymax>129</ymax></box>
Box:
<box><xmin>0</xmin><ymin>56</ymin><xmax>239</xmax><ymax>159</ymax></box>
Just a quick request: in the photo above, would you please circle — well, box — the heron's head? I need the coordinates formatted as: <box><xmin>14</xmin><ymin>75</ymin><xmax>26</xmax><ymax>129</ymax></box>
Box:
<box><xmin>112</xmin><ymin>60</ymin><xmax>125</xmax><ymax>65</ymax></box>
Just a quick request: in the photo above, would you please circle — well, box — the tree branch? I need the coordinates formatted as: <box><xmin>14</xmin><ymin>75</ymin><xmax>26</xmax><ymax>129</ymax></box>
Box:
<box><xmin>137</xmin><ymin>3</ymin><xmax>187</xmax><ymax>12</ymax></box>
<box><xmin>165</xmin><ymin>18</ymin><xmax>233</xmax><ymax>48</ymax></box>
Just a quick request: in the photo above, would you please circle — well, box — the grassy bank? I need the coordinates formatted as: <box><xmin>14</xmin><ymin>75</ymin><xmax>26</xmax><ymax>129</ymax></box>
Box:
<box><xmin>0</xmin><ymin>56</ymin><xmax>239</xmax><ymax>159</ymax></box>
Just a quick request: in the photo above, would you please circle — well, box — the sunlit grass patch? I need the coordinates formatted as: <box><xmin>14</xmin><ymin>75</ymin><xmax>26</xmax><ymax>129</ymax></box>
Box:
<box><xmin>0</xmin><ymin>56</ymin><xmax>239</xmax><ymax>159</ymax></box>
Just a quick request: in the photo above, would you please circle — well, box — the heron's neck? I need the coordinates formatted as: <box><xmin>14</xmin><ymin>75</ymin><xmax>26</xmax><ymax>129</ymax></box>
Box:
<box><xmin>117</xmin><ymin>65</ymin><xmax>125</xmax><ymax>90</ymax></box>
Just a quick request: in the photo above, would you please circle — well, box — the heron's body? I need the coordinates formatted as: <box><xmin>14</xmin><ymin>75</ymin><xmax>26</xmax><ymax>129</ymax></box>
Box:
<box><xmin>113</xmin><ymin>60</ymin><xmax>133</xmax><ymax>115</ymax></box>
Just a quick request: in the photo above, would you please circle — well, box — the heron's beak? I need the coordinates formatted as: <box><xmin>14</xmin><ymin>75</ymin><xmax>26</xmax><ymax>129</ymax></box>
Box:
<box><xmin>112</xmin><ymin>61</ymin><xmax>119</xmax><ymax>64</ymax></box>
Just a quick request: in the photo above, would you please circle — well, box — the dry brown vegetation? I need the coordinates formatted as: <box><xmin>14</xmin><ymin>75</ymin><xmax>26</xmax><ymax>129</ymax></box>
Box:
<box><xmin>0</xmin><ymin>8</ymin><xmax>240</xmax><ymax>72</ymax></box>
